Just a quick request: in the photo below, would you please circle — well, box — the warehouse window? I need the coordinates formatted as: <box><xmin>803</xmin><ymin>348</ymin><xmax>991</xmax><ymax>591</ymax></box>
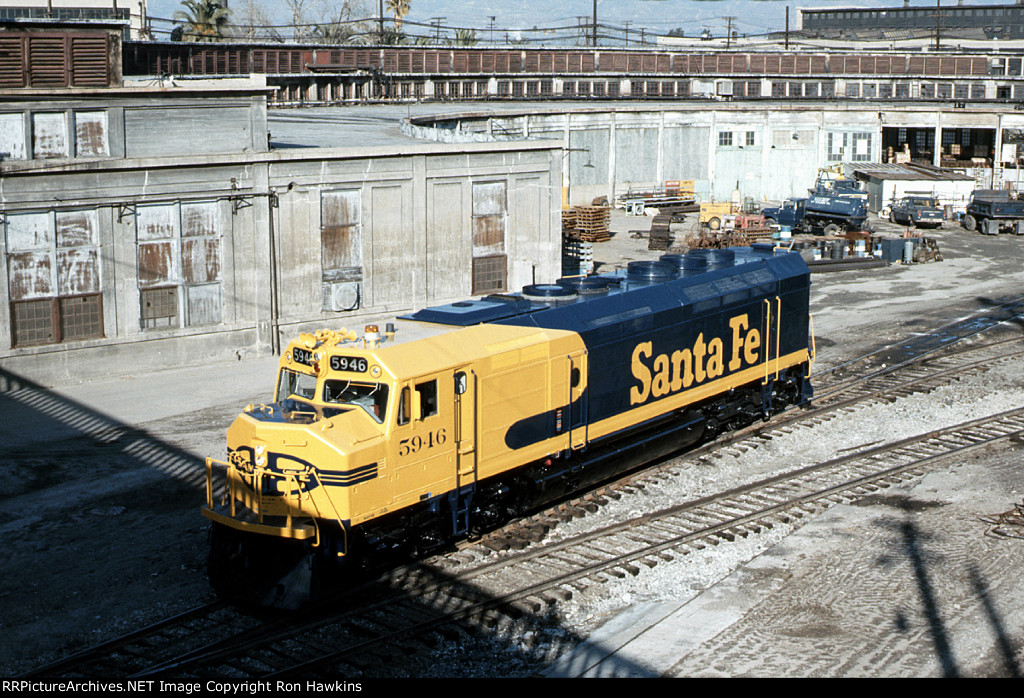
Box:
<box><xmin>471</xmin><ymin>182</ymin><xmax>507</xmax><ymax>295</ymax></box>
<box><xmin>718</xmin><ymin>131</ymin><xmax>733</xmax><ymax>147</ymax></box>
<box><xmin>136</xmin><ymin>201</ymin><xmax>223</xmax><ymax>329</ymax></box>
<box><xmin>852</xmin><ymin>132</ymin><xmax>873</xmax><ymax>162</ymax></box>
<box><xmin>6</xmin><ymin>209</ymin><xmax>103</xmax><ymax>347</ymax></box>
<box><xmin>827</xmin><ymin>132</ymin><xmax>847</xmax><ymax>162</ymax></box>
<box><xmin>321</xmin><ymin>190</ymin><xmax>362</xmax><ymax>312</ymax></box>
<box><xmin>746</xmin><ymin>131</ymin><xmax>756</xmax><ymax>146</ymax></box>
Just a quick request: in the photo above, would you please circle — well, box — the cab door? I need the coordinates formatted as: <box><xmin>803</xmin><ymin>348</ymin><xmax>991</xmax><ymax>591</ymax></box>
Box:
<box><xmin>390</xmin><ymin>374</ymin><xmax>455</xmax><ymax>507</ymax></box>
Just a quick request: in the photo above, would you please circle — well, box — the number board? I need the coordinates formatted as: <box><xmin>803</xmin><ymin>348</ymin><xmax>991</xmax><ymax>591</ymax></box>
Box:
<box><xmin>330</xmin><ymin>355</ymin><xmax>368</xmax><ymax>373</ymax></box>
<box><xmin>292</xmin><ymin>347</ymin><xmax>314</xmax><ymax>366</ymax></box>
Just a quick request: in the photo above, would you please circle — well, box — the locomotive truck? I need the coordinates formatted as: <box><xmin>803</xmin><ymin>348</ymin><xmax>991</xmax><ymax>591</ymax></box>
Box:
<box><xmin>202</xmin><ymin>248</ymin><xmax>814</xmax><ymax>607</ymax></box>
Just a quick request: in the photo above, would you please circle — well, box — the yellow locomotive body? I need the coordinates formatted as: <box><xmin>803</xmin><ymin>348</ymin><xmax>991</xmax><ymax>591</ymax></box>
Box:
<box><xmin>205</xmin><ymin>323</ymin><xmax>585</xmax><ymax>541</ymax></box>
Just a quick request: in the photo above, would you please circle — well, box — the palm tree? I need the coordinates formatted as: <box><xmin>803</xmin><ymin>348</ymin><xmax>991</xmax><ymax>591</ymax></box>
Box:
<box><xmin>448</xmin><ymin>28</ymin><xmax>478</xmax><ymax>46</ymax></box>
<box><xmin>385</xmin><ymin>0</ymin><xmax>410</xmax><ymax>32</ymax></box>
<box><xmin>174</xmin><ymin>0</ymin><xmax>231</xmax><ymax>42</ymax></box>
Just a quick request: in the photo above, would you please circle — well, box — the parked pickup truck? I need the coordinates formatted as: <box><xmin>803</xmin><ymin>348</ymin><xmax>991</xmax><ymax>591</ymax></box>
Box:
<box><xmin>762</xmin><ymin>192</ymin><xmax>867</xmax><ymax>235</ymax></box>
<box><xmin>889</xmin><ymin>196</ymin><xmax>944</xmax><ymax>228</ymax></box>
<box><xmin>963</xmin><ymin>190</ymin><xmax>1024</xmax><ymax>234</ymax></box>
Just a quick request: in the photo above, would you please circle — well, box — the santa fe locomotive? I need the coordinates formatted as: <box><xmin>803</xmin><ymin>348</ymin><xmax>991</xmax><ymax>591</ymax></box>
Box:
<box><xmin>202</xmin><ymin>246</ymin><xmax>814</xmax><ymax>607</ymax></box>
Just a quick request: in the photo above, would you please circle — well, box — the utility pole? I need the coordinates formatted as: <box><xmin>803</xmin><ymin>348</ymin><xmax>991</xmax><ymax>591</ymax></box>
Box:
<box><xmin>785</xmin><ymin>6</ymin><xmax>790</xmax><ymax>50</ymax></box>
<box><xmin>378</xmin><ymin>0</ymin><xmax>384</xmax><ymax>41</ymax></box>
<box><xmin>724</xmin><ymin>16</ymin><xmax>735</xmax><ymax>49</ymax></box>
<box><xmin>592</xmin><ymin>0</ymin><xmax>597</xmax><ymax>47</ymax></box>
<box><xmin>490</xmin><ymin>16</ymin><xmax>495</xmax><ymax>45</ymax></box>
<box><xmin>624</xmin><ymin>20</ymin><xmax>630</xmax><ymax>46</ymax></box>
<box><xmin>935</xmin><ymin>0</ymin><xmax>941</xmax><ymax>50</ymax></box>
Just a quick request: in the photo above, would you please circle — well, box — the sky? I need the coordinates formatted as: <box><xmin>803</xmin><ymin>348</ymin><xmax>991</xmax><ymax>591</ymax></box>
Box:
<box><xmin>143</xmin><ymin>0</ymin><xmax>985</xmax><ymax>43</ymax></box>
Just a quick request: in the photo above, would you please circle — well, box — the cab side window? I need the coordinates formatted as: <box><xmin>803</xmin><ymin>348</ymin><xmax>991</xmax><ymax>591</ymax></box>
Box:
<box><xmin>416</xmin><ymin>380</ymin><xmax>438</xmax><ymax>419</ymax></box>
<box><xmin>397</xmin><ymin>387</ymin><xmax>410</xmax><ymax>426</ymax></box>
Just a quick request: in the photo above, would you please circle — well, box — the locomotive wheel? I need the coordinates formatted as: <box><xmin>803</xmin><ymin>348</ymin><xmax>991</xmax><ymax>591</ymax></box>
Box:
<box><xmin>963</xmin><ymin>214</ymin><xmax>977</xmax><ymax>231</ymax></box>
<box><xmin>888</xmin><ymin>211</ymin><xmax>895</xmax><ymax>223</ymax></box>
<box><xmin>708</xmin><ymin>217</ymin><xmax>721</xmax><ymax>230</ymax></box>
<box><xmin>823</xmin><ymin>223</ymin><xmax>840</xmax><ymax>236</ymax></box>
<box><xmin>764</xmin><ymin>217</ymin><xmax>777</xmax><ymax>228</ymax></box>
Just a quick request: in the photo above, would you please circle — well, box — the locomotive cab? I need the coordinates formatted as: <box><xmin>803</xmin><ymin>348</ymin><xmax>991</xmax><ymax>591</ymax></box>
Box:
<box><xmin>202</xmin><ymin>326</ymin><xmax>481</xmax><ymax>606</ymax></box>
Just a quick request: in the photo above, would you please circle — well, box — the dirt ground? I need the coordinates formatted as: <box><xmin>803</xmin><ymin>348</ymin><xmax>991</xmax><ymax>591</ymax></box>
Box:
<box><xmin>1</xmin><ymin>210</ymin><xmax>1023</xmax><ymax>677</ymax></box>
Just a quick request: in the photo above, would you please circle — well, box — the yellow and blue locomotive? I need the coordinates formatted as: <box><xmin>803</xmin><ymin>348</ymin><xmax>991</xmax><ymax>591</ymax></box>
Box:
<box><xmin>202</xmin><ymin>247</ymin><xmax>814</xmax><ymax>607</ymax></box>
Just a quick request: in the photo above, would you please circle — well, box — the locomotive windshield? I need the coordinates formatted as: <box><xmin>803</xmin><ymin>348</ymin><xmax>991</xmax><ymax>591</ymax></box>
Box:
<box><xmin>324</xmin><ymin>380</ymin><xmax>390</xmax><ymax>423</ymax></box>
<box><xmin>277</xmin><ymin>368</ymin><xmax>317</xmax><ymax>401</ymax></box>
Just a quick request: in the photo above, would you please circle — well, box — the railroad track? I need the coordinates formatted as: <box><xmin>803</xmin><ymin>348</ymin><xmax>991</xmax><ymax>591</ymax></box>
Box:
<box><xmin>119</xmin><ymin>406</ymin><xmax>1024</xmax><ymax>678</ymax></box>
<box><xmin>25</xmin><ymin>299</ymin><xmax>1024</xmax><ymax>678</ymax></box>
<box><xmin>21</xmin><ymin>601</ymin><xmax>256</xmax><ymax>679</ymax></box>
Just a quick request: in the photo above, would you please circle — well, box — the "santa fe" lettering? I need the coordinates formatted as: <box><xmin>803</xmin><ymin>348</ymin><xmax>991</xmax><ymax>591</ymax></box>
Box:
<box><xmin>630</xmin><ymin>313</ymin><xmax>762</xmax><ymax>405</ymax></box>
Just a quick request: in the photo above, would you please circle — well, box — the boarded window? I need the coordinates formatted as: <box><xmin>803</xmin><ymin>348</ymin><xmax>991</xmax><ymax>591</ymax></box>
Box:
<box><xmin>32</xmin><ymin>112</ymin><xmax>68</xmax><ymax>159</ymax></box>
<box><xmin>0</xmin><ymin>113</ymin><xmax>27</xmax><ymax>159</ymax></box>
<box><xmin>471</xmin><ymin>182</ymin><xmax>507</xmax><ymax>294</ymax></box>
<box><xmin>321</xmin><ymin>190</ymin><xmax>362</xmax><ymax>283</ymax></box>
<box><xmin>136</xmin><ymin>201</ymin><xmax>223</xmax><ymax>329</ymax></box>
<box><xmin>6</xmin><ymin>210</ymin><xmax>103</xmax><ymax>347</ymax></box>
<box><xmin>74</xmin><ymin>111</ymin><xmax>109</xmax><ymax>157</ymax></box>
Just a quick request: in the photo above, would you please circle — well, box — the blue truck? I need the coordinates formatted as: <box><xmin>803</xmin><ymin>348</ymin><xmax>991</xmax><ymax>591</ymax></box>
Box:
<box><xmin>761</xmin><ymin>193</ymin><xmax>868</xmax><ymax>235</ymax></box>
<box><xmin>962</xmin><ymin>190</ymin><xmax>1024</xmax><ymax>234</ymax></box>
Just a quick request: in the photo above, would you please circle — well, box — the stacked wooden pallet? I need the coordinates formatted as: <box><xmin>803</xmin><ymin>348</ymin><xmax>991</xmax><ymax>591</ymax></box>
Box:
<box><xmin>561</xmin><ymin>208</ymin><xmax>578</xmax><ymax>236</ymax></box>
<box><xmin>570</xmin><ymin>205</ymin><xmax>611</xmax><ymax>242</ymax></box>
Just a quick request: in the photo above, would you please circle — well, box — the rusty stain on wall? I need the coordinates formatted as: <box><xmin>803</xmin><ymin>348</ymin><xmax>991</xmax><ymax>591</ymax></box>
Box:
<box><xmin>182</xmin><ymin>238</ymin><xmax>221</xmax><ymax>284</ymax></box>
<box><xmin>472</xmin><ymin>181</ymin><xmax>506</xmax><ymax>257</ymax></box>
<box><xmin>74</xmin><ymin>111</ymin><xmax>109</xmax><ymax>157</ymax></box>
<box><xmin>321</xmin><ymin>190</ymin><xmax>362</xmax><ymax>283</ymax></box>
<box><xmin>8</xmin><ymin>251</ymin><xmax>53</xmax><ymax>300</ymax></box>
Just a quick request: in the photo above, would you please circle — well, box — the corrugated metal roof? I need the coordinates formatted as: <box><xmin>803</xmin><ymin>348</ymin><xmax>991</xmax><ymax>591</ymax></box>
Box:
<box><xmin>851</xmin><ymin>163</ymin><xmax>976</xmax><ymax>182</ymax></box>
